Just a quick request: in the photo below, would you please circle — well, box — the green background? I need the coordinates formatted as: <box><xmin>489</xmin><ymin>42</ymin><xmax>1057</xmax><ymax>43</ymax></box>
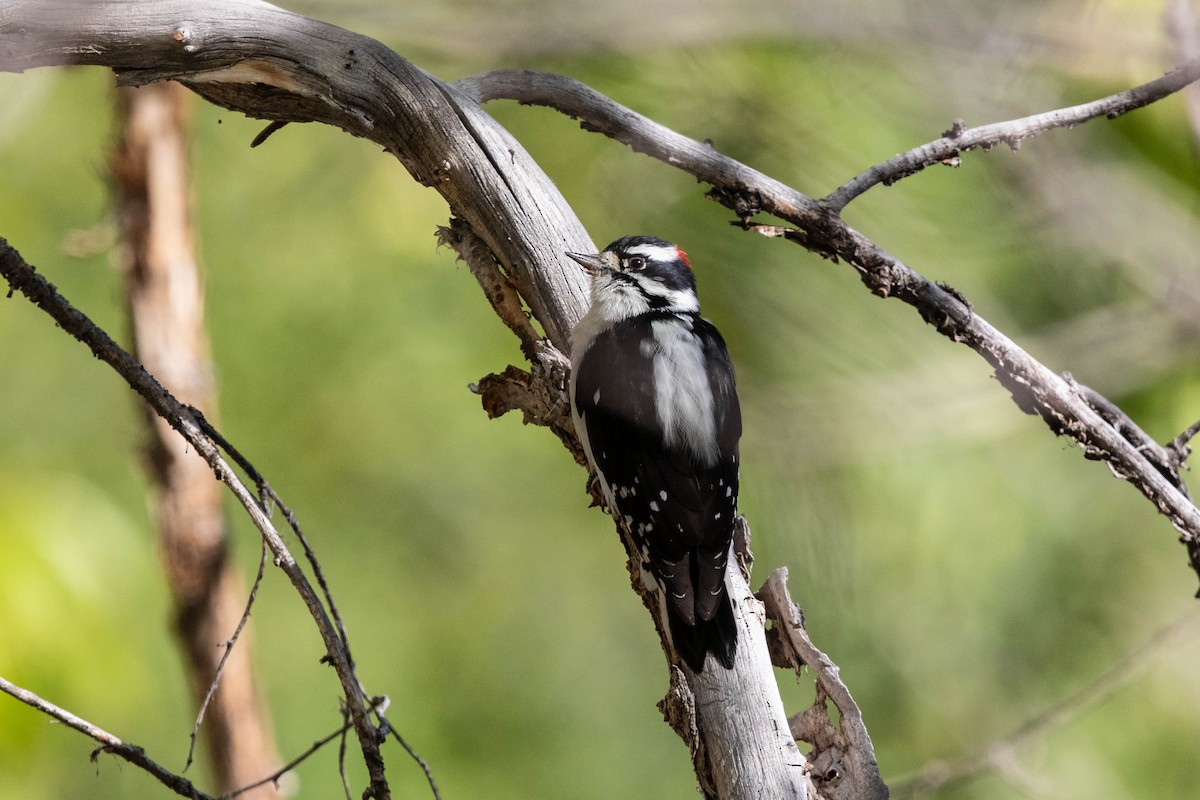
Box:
<box><xmin>2</xmin><ymin>1</ymin><xmax>1199</xmax><ymax>798</ymax></box>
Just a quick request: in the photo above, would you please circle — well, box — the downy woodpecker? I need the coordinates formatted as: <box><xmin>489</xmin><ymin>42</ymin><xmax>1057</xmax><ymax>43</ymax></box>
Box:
<box><xmin>568</xmin><ymin>236</ymin><xmax>740</xmax><ymax>672</ymax></box>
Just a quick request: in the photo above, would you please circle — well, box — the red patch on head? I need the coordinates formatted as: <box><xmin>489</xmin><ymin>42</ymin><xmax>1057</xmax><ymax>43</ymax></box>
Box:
<box><xmin>675</xmin><ymin>247</ymin><xmax>692</xmax><ymax>269</ymax></box>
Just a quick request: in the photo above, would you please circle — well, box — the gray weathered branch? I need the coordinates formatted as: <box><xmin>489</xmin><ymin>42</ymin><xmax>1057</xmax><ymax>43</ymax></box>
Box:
<box><xmin>455</xmin><ymin>66</ymin><xmax>1200</xmax><ymax>589</ymax></box>
<box><xmin>0</xmin><ymin>237</ymin><xmax>390</xmax><ymax>798</ymax></box>
<box><xmin>0</xmin><ymin>674</ymin><xmax>217</xmax><ymax>800</ymax></box>
<box><xmin>821</xmin><ymin>58</ymin><xmax>1200</xmax><ymax>210</ymax></box>
<box><xmin>759</xmin><ymin>569</ymin><xmax>887</xmax><ymax>800</ymax></box>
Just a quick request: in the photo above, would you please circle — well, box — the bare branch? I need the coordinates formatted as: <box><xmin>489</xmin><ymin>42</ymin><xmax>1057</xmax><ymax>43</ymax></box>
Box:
<box><xmin>188</xmin><ymin>416</ymin><xmax>371</xmax><ymax>709</ymax></box>
<box><xmin>188</xmin><ymin>542</ymin><xmax>271</xmax><ymax>773</ymax></box>
<box><xmin>453</xmin><ymin>68</ymin><xmax>827</xmax><ymax>229</ymax></box>
<box><xmin>222</xmin><ymin>698</ymin><xmax>384</xmax><ymax>800</ymax></box>
<box><xmin>0</xmin><ymin>675</ymin><xmax>217</xmax><ymax>800</ymax></box>
<box><xmin>0</xmin><ymin>239</ymin><xmax>392</xmax><ymax>800</ymax></box>
<box><xmin>759</xmin><ymin>569</ymin><xmax>887</xmax><ymax>800</ymax></box>
<box><xmin>381</xmin><ymin>720</ymin><xmax>443</xmax><ymax>800</ymax></box>
<box><xmin>471</xmin><ymin>345</ymin><xmax>583</xmax><ymax>469</ymax></box>
<box><xmin>459</xmin><ymin>67</ymin><xmax>1200</xmax><ymax>590</ymax></box>
<box><xmin>338</xmin><ymin>709</ymin><xmax>353</xmax><ymax>800</ymax></box>
<box><xmin>438</xmin><ymin>214</ymin><xmax>588</xmax><ymax>469</ymax></box>
<box><xmin>822</xmin><ymin>58</ymin><xmax>1200</xmax><ymax>210</ymax></box>
<box><xmin>1169</xmin><ymin>418</ymin><xmax>1200</xmax><ymax>467</ymax></box>
<box><xmin>259</xmin><ymin>479</ymin><xmax>358</xmax><ymax>671</ymax></box>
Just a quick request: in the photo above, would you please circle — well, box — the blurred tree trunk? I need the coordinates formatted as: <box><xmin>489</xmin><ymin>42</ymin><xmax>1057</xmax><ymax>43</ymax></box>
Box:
<box><xmin>112</xmin><ymin>80</ymin><xmax>282</xmax><ymax>799</ymax></box>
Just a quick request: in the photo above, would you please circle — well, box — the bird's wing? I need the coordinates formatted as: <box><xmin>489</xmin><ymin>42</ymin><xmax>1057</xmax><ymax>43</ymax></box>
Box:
<box><xmin>573</xmin><ymin>316</ymin><xmax>741</xmax><ymax>624</ymax></box>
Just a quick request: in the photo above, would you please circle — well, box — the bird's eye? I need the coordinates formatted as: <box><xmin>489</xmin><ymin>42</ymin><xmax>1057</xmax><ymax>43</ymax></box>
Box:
<box><xmin>627</xmin><ymin>256</ymin><xmax>647</xmax><ymax>272</ymax></box>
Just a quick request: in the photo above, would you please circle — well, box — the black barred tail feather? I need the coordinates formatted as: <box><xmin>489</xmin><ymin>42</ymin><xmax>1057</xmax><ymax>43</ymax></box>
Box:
<box><xmin>667</xmin><ymin>593</ymin><xmax>738</xmax><ymax>673</ymax></box>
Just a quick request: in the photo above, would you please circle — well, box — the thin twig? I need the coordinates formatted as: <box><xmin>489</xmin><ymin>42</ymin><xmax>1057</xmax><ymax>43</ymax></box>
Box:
<box><xmin>194</xmin><ymin>412</ymin><xmax>359</xmax><ymax>669</ymax></box>
<box><xmin>268</xmin><ymin>488</ymin><xmax>356</xmax><ymax>670</ymax></box>
<box><xmin>1169</xmin><ymin>418</ymin><xmax>1200</xmax><ymax>466</ymax></box>
<box><xmin>199</xmin><ymin>413</ymin><xmax>357</xmax><ymax>666</ymax></box>
<box><xmin>198</xmin><ymin>391</ymin><xmax>370</xmax><ymax>752</ymax></box>
<box><xmin>0</xmin><ymin>239</ymin><xmax>391</xmax><ymax>800</ymax></box>
<box><xmin>822</xmin><ymin>58</ymin><xmax>1200</xmax><ymax>210</ymax></box>
<box><xmin>382</xmin><ymin>715</ymin><xmax>444</xmax><ymax>800</ymax></box>
<box><xmin>338</xmin><ymin>704</ymin><xmax>353</xmax><ymax>800</ymax></box>
<box><xmin>192</xmin><ymin>411</ymin><xmax>269</xmax><ymax>504</ymax></box>
<box><xmin>890</xmin><ymin>611</ymin><xmax>1200</xmax><ymax>797</ymax></box>
<box><xmin>187</xmin><ymin>541</ymin><xmax>272</xmax><ymax>771</ymax></box>
<box><xmin>0</xmin><ymin>675</ymin><xmax>217</xmax><ymax>800</ymax></box>
<box><xmin>221</xmin><ymin>699</ymin><xmax>384</xmax><ymax>800</ymax></box>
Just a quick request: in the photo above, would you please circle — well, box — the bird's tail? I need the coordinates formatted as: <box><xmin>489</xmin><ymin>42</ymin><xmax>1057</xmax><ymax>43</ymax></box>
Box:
<box><xmin>668</xmin><ymin>593</ymin><xmax>737</xmax><ymax>673</ymax></box>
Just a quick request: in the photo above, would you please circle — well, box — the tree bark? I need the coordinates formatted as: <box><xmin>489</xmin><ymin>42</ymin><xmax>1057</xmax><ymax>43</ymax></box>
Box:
<box><xmin>112</xmin><ymin>80</ymin><xmax>282</xmax><ymax>798</ymax></box>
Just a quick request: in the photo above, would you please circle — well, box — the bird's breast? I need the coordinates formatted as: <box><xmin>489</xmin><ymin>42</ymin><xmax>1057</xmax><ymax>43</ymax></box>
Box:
<box><xmin>644</xmin><ymin>318</ymin><xmax>719</xmax><ymax>466</ymax></box>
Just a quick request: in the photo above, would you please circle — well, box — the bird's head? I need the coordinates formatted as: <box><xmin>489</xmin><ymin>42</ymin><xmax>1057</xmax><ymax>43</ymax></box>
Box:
<box><xmin>567</xmin><ymin>235</ymin><xmax>700</xmax><ymax>317</ymax></box>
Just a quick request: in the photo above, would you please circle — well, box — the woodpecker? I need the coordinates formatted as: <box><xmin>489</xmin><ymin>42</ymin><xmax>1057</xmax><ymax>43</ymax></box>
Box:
<box><xmin>568</xmin><ymin>236</ymin><xmax>740</xmax><ymax>673</ymax></box>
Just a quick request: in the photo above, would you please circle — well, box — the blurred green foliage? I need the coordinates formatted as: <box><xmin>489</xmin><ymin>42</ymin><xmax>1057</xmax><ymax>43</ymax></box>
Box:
<box><xmin>3</xmin><ymin>2</ymin><xmax>1200</xmax><ymax>798</ymax></box>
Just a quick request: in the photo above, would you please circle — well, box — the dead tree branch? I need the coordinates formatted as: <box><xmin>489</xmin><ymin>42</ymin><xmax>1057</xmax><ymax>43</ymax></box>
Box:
<box><xmin>821</xmin><ymin>58</ymin><xmax>1200</xmax><ymax>210</ymax></box>
<box><xmin>454</xmin><ymin>66</ymin><xmax>1200</xmax><ymax>590</ymax></box>
<box><xmin>187</xmin><ymin>543</ymin><xmax>269</xmax><ymax>778</ymax></box>
<box><xmin>759</xmin><ymin>569</ymin><xmax>887</xmax><ymax>800</ymax></box>
<box><xmin>0</xmin><ymin>239</ymin><xmax>391</xmax><ymax>800</ymax></box>
<box><xmin>0</xmin><ymin>675</ymin><xmax>218</xmax><ymax>800</ymax></box>
<box><xmin>224</xmin><ymin>697</ymin><xmax>388</xmax><ymax>800</ymax></box>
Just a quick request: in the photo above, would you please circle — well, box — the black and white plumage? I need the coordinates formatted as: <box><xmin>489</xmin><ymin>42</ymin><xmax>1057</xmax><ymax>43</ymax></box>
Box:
<box><xmin>568</xmin><ymin>236</ymin><xmax>741</xmax><ymax>672</ymax></box>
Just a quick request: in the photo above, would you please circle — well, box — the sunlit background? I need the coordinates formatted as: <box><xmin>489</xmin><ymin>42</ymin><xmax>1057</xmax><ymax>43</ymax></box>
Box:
<box><xmin>3</xmin><ymin>1</ymin><xmax>1200</xmax><ymax>798</ymax></box>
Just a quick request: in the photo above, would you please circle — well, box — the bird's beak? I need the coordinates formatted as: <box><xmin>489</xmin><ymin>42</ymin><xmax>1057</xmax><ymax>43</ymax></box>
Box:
<box><xmin>566</xmin><ymin>251</ymin><xmax>608</xmax><ymax>274</ymax></box>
